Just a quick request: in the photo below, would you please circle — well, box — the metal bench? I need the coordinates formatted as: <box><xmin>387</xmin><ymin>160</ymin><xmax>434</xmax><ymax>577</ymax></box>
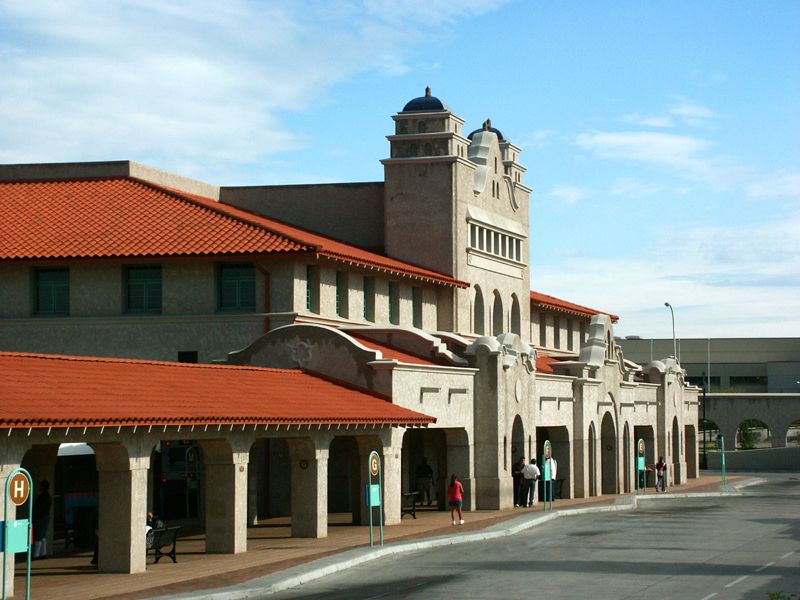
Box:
<box><xmin>147</xmin><ymin>525</ymin><xmax>181</xmax><ymax>564</ymax></box>
<box><xmin>401</xmin><ymin>491</ymin><xmax>420</xmax><ymax>519</ymax></box>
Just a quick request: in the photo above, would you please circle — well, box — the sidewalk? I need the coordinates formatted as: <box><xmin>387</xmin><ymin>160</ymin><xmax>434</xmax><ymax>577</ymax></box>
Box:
<box><xmin>13</xmin><ymin>475</ymin><xmax>740</xmax><ymax>600</ymax></box>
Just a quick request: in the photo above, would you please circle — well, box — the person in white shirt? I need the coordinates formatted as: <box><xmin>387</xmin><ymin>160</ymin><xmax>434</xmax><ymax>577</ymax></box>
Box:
<box><xmin>520</xmin><ymin>458</ymin><xmax>540</xmax><ymax>507</ymax></box>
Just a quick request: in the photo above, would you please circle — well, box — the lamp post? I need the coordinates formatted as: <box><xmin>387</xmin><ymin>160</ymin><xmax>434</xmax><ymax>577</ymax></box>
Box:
<box><xmin>664</xmin><ymin>302</ymin><xmax>677</xmax><ymax>361</ymax></box>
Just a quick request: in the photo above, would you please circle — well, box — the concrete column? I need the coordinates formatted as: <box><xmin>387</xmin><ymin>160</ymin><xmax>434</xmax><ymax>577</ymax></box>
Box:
<box><xmin>1</xmin><ymin>438</ymin><xmax>26</xmax><ymax>599</ymax></box>
<box><xmin>288</xmin><ymin>435</ymin><xmax>330</xmax><ymax>538</ymax></box>
<box><xmin>94</xmin><ymin>442</ymin><xmax>150</xmax><ymax>574</ymax></box>
<box><xmin>572</xmin><ymin>438</ymin><xmax>588</xmax><ymax>498</ymax></box>
<box><xmin>22</xmin><ymin>444</ymin><xmax>58</xmax><ymax>557</ymax></box>
<box><xmin>201</xmin><ymin>439</ymin><xmax>251</xmax><ymax>554</ymax></box>
<box><xmin>380</xmin><ymin>428</ymin><xmax>405</xmax><ymax>526</ymax></box>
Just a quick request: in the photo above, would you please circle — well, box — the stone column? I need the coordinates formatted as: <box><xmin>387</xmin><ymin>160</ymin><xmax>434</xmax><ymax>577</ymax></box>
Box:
<box><xmin>0</xmin><ymin>438</ymin><xmax>26</xmax><ymax>599</ymax></box>
<box><xmin>93</xmin><ymin>440</ymin><xmax>150</xmax><ymax>574</ymax></box>
<box><xmin>22</xmin><ymin>444</ymin><xmax>58</xmax><ymax>557</ymax></box>
<box><xmin>201</xmin><ymin>438</ymin><xmax>251</xmax><ymax>554</ymax></box>
<box><xmin>247</xmin><ymin>440</ymin><xmax>264</xmax><ymax>526</ymax></box>
<box><xmin>380</xmin><ymin>429</ymin><xmax>405</xmax><ymax>526</ymax></box>
<box><xmin>288</xmin><ymin>435</ymin><xmax>330</xmax><ymax>538</ymax></box>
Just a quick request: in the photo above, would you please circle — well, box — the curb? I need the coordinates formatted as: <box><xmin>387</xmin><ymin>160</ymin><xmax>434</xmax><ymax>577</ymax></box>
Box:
<box><xmin>152</xmin><ymin>478</ymin><xmax>765</xmax><ymax>600</ymax></box>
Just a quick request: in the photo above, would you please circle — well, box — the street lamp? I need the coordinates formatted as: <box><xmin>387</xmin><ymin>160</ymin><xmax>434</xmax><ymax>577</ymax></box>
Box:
<box><xmin>664</xmin><ymin>302</ymin><xmax>677</xmax><ymax>361</ymax></box>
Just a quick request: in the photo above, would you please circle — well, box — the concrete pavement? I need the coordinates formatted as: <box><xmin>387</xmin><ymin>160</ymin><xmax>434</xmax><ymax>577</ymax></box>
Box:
<box><xmin>11</xmin><ymin>475</ymin><xmax>746</xmax><ymax>600</ymax></box>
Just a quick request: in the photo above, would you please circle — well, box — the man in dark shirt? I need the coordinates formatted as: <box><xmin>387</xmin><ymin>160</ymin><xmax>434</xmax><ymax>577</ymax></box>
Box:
<box><xmin>32</xmin><ymin>480</ymin><xmax>52</xmax><ymax>559</ymax></box>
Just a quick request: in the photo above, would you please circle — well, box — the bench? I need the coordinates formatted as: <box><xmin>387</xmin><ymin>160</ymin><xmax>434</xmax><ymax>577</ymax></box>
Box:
<box><xmin>147</xmin><ymin>525</ymin><xmax>181</xmax><ymax>564</ymax></box>
<box><xmin>401</xmin><ymin>491</ymin><xmax>420</xmax><ymax>519</ymax></box>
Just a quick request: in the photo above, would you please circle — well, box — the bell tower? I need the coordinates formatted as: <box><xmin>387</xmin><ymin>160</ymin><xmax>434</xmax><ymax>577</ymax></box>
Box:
<box><xmin>381</xmin><ymin>87</ymin><xmax>474</xmax><ymax>276</ymax></box>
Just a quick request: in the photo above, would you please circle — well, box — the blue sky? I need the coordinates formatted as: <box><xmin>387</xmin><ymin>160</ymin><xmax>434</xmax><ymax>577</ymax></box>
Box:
<box><xmin>1</xmin><ymin>0</ymin><xmax>798</xmax><ymax>338</ymax></box>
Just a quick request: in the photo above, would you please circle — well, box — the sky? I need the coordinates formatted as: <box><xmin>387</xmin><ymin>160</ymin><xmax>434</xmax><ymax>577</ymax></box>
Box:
<box><xmin>1</xmin><ymin>0</ymin><xmax>798</xmax><ymax>339</ymax></box>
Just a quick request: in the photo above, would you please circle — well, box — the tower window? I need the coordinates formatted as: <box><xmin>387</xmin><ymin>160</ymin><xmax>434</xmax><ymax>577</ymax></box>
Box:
<box><xmin>126</xmin><ymin>265</ymin><xmax>162</xmax><ymax>313</ymax></box>
<box><xmin>388</xmin><ymin>282</ymin><xmax>399</xmax><ymax>325</ymax></box>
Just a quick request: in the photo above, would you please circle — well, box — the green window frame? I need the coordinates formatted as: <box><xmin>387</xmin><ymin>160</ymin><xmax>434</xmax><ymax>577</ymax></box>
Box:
<box><xmin>363</xmin><ymin>276</ymin><xmax>374</xmax><ymax>322</ymax></box>
<box><xmin>335</xmin><ymin>271</ymin><xmax>347</xmax><ymax>318</ymax></box>
<box><xmin>125</xmin><ymin>265</ymin><xmax>162</xmax><ymax>313</ymax></box>
<box><xmin>218</xmin><ymin>264</ymin><xmax>256</xmax><ymax>311</ymax></box>
<box><xmin>306</xmin><ymin>265</ymin><xmax>314</xmax><ymax>312</ymax></box>
<box><xmin>412</xmin><ymin>287</ymin><xmax>422</xmax><ymax>328</ymax></box>
<box><xmin>35</xmin><ymin>267</ymin><xmax>69</xmax><ymax>315</ymax></box>
<box><xmin>388</xmin><ymin>281</ymin><xmax>399</xmax><ymax>325</ymax></box>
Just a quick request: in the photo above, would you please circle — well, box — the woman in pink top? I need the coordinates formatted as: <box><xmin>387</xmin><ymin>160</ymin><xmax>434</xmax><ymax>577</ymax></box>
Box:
<box><xmin>448</xmin><ymin>474</ymin><xmax>464</xmax><ymax>525</ymax></box>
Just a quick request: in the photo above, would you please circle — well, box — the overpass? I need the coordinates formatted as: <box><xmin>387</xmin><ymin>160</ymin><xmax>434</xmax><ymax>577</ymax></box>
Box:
<box><xmin>703</xmin><ymin>393</ymin><xmax>800</xmax><ymax>448</ymax></box>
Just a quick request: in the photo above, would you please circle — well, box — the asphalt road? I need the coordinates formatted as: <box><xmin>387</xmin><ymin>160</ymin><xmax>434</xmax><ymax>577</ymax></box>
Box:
<box><xmin>269</xmin><ymin>474</ymin><xmax>800</xmax><ymax>600</ymax></box>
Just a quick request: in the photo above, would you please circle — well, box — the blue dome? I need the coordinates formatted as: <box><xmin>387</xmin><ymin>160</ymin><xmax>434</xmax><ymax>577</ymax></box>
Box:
<box><xmin>468</xmin><ymin>119</ymin><xmax>504</xmax><ymax>141</ymax></box>
<box><xmin>402</xmin><ymin>86</ymin><xmax>448</xmax><ymax>112</ymax></box>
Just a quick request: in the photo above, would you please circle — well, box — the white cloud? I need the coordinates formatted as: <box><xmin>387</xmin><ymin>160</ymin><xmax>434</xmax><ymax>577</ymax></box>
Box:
<box><xmin>621</xmin><ymin>113</ymin><xmax>674</xmax><ymax>128</ymax></box>
<box><xmin>610</xmin><ymin>177</ymin><xmax>664</xmax><ymax>197</ymax></box>
<box><xmin>534</xmin><ymin>215</ymin><xmax>800</xmax><ymax>338</ymax></box>
<box><xmin>548</xmin><ymin>185</ymin><xmax>589</xmax><ymax>204</ymax></box>
<box><xmin>575</xmin><ymin>130</ymin><xmax>712</xmax><ymax>170</ymax></box>
<box><xmin>746</xmin><ymin>169</ymin><xmax>800</xmax><ymax>201</ymax></box>
<box><xmin>668</xmin><ymin>98</ymin><xmax>722</xmax><ymax>127</ymax></box>
<box><xmin>0</xmin><ymin>0</ymin><xmax>508</xmax><ymax>182</ymax></box>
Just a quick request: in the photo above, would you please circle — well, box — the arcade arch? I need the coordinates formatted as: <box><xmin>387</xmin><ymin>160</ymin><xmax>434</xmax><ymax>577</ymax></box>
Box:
<box><xmin>600</xmin><ymin>412</ymin><xmax>617</xmax><ymax>495</ymax></box>
<box><xmin>474</xmin><ymin>286</ymin><xmax>485</xmax><ymax>335</ymax></box>
<box><xmin>510</xmin><ymin>294</ymin><xmax>521</xmax><ymax>336</ymax></box>
<box><xmin>492</xmin><ymin>290</ymin><xmax>504</xmax><ymax>335</ymax></box>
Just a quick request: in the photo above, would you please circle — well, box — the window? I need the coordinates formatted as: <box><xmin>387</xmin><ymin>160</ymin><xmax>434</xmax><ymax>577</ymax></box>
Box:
<box><xmin>35</xmin><ymin>267</ymin><xmax>69</xmax><ymax>315</ymax></box>
<box><xmin>218</xmin><ymin>264</ymin><xmax>255</xmax><ymax>311</ymax></box>
<box><xmin>730</xmin><ymin>375</ymin><xmax>768</xmax><ymax>386</ymax></box>
<box><xmin>412</xmin><ymin>287</ymin><xmax>423</xmax><ymax>328</ymax></box>
<box><xmin>467</xmin><ymin>223</ymin><xmax>525</xmax><ymax>263</ymax></box>
<box><xmin>305</xmin><ymin>265</ymin><xmax>318</xmax><ymax>313</ymax></box>
<box><xmin>553</xmin><ymin>317</ymin><xmax>561</xmax><ymax>349</ymax></box>
<box><xmin>567</xmin><ymin>319</ymin><xmax>574</xmax><ymax>351</ymax></box>
<box><xmin>125</xmin><ymin>265</ymin><xmax>162</xmax><ymax>313</ymax></box>
<box><xmin>363</xmin><ymin>277</ymin><xmax>375</xmax><ymax>322</ymax></box>
<box><xmin>388</xmin><ymin>282</ymin><xmax>399</xmax><ymax>325</ymax></box>
<box><xmin>539</xmin><ymin>316</ymin><xmax>547</xmax><ymax>347</ymax></box>
<box><xmin>336</xmin><ymin>271</ymin><xmax>348</xmax><ymax>318</ymax></box>
<box><xmin>177</xmin><ymin>351</ymin><xmax>198</xmax><ymax>363</ymax></box>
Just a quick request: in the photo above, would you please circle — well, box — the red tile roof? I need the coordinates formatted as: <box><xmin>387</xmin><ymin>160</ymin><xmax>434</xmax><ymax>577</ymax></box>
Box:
<box><xmin>0</xmin><ymin>176</ymin><xmax>467</xmax><ymax>288</ymax></box>
<box><xmin>349</xmin><ymin>334</ymin><xmax>442</xmax><ymax>366</ymax></box>
<box><xmin>530</xmin><ymin>290</ymin><xmax>619</xmax><ymax>323</ymax></box>
<box><xmin>0</xmin><ymin>352</ymin><xmax>435</xmax><ymax>429</ymax></box>
<box><xmin>536</xmin><ymin>355</ymin><xmax>557</xmax><ymax>374</ymax></box>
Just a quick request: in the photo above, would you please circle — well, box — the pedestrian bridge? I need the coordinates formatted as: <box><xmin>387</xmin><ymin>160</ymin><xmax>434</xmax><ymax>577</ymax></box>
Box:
<box><xmin>703</xmin><ymin>393</ymin><xmax>800</xmax><ymax>448</ymax></box>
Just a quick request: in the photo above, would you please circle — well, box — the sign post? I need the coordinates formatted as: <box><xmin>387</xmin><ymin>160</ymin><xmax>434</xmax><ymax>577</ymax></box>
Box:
<box><xmin>541</xmin><ymin>441</ymin><xmax>553</xmax><ymax>512</ymax></box>
<box><xmin>636</xmin><ymin>438</ymin><xmax>646</xmax><ymax>495</ymax></box>
<box><xmin>718</xmin><ymin>435</ymin><xmax>726</xmax><ymax>486</ymax></box>
<box><xmin>365</xmin><ymin>451</ymin><xmax>384</xmax><ymax>547</ymax></box>
<box><xmin>2</xmin><ymin>467</ymin><xmax>33</xmax><ymax>600</ymax></box>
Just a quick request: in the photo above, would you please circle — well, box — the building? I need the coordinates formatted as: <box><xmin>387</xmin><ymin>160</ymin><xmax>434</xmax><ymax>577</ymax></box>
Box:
<box><xmin>0</xmin><ymin>89</ymin><xmax>699</xmax><ymax>590</ymax></box>
<box><xmin>618</xmin><ymin>337</ymin><xmax>800</xmax><ymax>393</ymax></box>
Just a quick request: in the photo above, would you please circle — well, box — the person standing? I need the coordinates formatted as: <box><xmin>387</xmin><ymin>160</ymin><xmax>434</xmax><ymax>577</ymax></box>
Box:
<box><xmin>448</xmin><ymin>474</ymin><xmax>464</xmax><ymax>525</ymax></box>
<box><xmin>656</xmin><ymin>456</ymin><xmax>668</xmax><ymax>492</ymax></box>
<box><xmin>512</xmin><ymin>456</ymin><xmax>525</xmax><ymax>507</ymax></box>
<box><xmin>32</xmin><ymin>480</ymin><xmax>52</xmax><ymax>559</ymax></box>
<box><xmin>546</xmin><ymin>456</ymin><xmax>558</xmax><ymax>501</ymax></box>
<box><xmin>415</xmin><ymin>457</ymin><xmax>434</xmax><ymax>506</ymax></box>
<box><xmin>521</xmin><ymin>458</ymin><xmax>540</xmax><ymax>507</ymax></box>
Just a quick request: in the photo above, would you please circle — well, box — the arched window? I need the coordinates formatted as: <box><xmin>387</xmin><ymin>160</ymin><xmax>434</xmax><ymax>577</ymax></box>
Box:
<box><xmin>417</xmin><ymin>121</ymin><xmax>426</xmax><ymax>133</ymax></box>
<box><xmin>474</xmin><ymin>285</ymin><xmax>485</xmax><ymax>335</ymax></box>
<box><xmin>510</xmin><ymin>294</ymin><xmax>521</xmax><ymax>335</ymax></box>
<box><xmin>492</xmin><ymin>290</ymin><xmax>504</xmax><ymax>335</ymax></box>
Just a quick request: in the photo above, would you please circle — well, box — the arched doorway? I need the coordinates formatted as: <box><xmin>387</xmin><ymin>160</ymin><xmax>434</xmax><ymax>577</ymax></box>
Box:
<box><xmin>588</xmin><ymin>422</ymin><xmax>597</xmax><ymax>496</ymax></box>
<box><xmin>787</xmin><ymin>420</ymin><xmax>800</xmax><ymax>446</ymax></box>
<box><xmin>492</xmin><ymin>290</ymin><xmax>504</xmax><ymax>335</ymax></box>
<box><xmin>474</xmin><ymin>285</ymin><xmax>485</xmax><ymax>335</ymax></box>
<box><xmin>623</xmin><ymin>422</ymin><xmax>631</xmax><ymax>493</ymax></box>
<box><xmin>511</xmin><ymin>415</ymin><xmax>525</xmax><ymax>465</ymax></box>
<box><xmin>600</xmin><ymin>412</ymin><xmax>617</xmax><ymax>495</ymax></box>
<box><xmin>671</xmin><ymin>416</ymin><xmax>681</xmax><ymax>485</ymax></box>
<box><xmin>402</xmin><ymin>428</ymin><xmax>447</xmax><ymax>510</ymax></box>
<box><xmin>684</xmin><ymin>424</ymin><xmax>698</xmax><ymax>478</ymax></box>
